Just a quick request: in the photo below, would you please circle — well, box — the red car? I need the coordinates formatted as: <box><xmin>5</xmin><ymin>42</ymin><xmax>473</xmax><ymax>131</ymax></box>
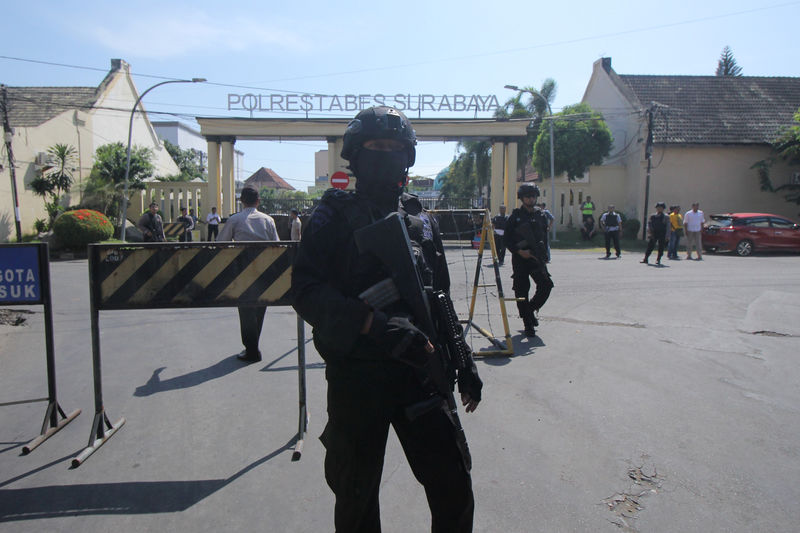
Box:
<box><xmin>703</xmin><ymin>213</ymin><xmax>800</xmax><ymax>256</ymax></box>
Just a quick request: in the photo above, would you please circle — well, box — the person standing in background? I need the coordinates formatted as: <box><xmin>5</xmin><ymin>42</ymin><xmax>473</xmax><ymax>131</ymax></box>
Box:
<box><xmin>580</xmin><ymin>195</ymin><xmax>595</xmax><ymax>224</ymax></box>
<box><xmin>206</xmin><ymin>206</ymin><xmax>221</xmax><ymax>241</ymax></box>
<box><xmin>684</xmin><ymin>202</ymin><xmax>706</xmax><ymax>260</ymax></box>
<box><xmin>600</xmin><ymin>205</ymin><xmax>622</xmax><ymax>259</ymax></box>
<box><xmin>641</xmin><ymin>202</ymin><xmax>669</xmax><ymax>265</ymax></box>
<box><xmin>177</xmin><ymin>207</ymin><xmax>194</xmax><ymax>242</ymax></box>
<box><xmin>217</xmin><ymin>187</ymin><xmax>279</xmax><ymax>362</ymax></box>
<box><xmin>289</xmin><ymin>208</ymin><xmax>302</xmax><ymax>241</ymax></box>
<box><xmin>667</xmin><ymin>205</ymin><xmax>683</xmax><ymax>260</ymax></box>
<box><xmin>138</xmin><ymin>202</ymin><xmax>165</xmax><ymax>242</ymax></box>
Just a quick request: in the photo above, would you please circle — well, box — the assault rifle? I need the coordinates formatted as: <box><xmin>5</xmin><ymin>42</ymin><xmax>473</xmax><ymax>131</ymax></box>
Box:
<box><xmin>514</xmin><ymin>220</ymin><xmax>547</xmax><ymax>267</ymax></box>
<box><xmin>354</xmin><ymin>212</ymin><xmax>474</xmax><ymax>472</ymax></box>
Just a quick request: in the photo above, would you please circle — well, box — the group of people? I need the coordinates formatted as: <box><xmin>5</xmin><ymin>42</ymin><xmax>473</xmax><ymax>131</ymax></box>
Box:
<box><xmin>136</xmin><ymin>203</ymin><xmax>217</xmax><ymax>243</ymax></box>
<box><xmin>135</xmin><ymin>203</ymin><xmax>301</xmax><ymax>243</ymax></box>
<box><xmin>640</xmin><ymin>202</ymin><xmax>706</xmax><ymax>265</ymax></box>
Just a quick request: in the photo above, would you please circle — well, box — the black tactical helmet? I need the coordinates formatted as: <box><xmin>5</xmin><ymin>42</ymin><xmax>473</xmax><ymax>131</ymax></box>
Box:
<box><xmin>341</xmin><ymin>106</ymin><xmax>417</xmax><ymax>167</ymax></box>
<box><xmin>517</xmin><ymin>183</ymin><xmax>540</xmax><ymax>199</ymax></box>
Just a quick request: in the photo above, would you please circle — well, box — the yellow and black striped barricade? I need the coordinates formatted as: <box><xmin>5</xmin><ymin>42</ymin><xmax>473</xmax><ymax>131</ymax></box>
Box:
<box><xmin>162</xmin><ymin>222</ymin><xmax>187</xmax><ymax>240</ymax></box>
<box><xmin>0</xmin><ymin>243</ymin><xmax>81</xmax><ymax>454</ymax></box>
<box><xmin>73</xmin><ymin>241</ymin><xmax>308</xmax><ymax>466</ymax></box>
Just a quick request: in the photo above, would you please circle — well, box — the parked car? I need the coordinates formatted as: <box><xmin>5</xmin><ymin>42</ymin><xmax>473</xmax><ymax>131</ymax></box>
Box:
<box><xmin>703</xmin><ymin>213</ymin><xmax>800</xmax><ymax>256</ymax></box>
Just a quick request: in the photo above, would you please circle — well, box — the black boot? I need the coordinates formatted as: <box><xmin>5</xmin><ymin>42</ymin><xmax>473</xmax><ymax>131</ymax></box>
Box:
<box><xmin>522</xmin><ymin>315</ymin><xmax>536</xmax><ymax>337</ymax></box>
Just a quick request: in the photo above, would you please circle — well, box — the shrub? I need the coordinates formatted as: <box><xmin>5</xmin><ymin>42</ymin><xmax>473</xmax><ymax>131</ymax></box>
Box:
<box><xmin>621</xmin><ymin>216</ymin><xmax>640</xmax><ymax>238</ymax></box>
<box><xmin>52</xmin><ymin>209</ymin><xmax>114</xmax><ymax>249</ymax></box>
<box><xmin>34</xmin><ymin>218</ymin><xmax>49</xmax><ymax>233</ymax></box>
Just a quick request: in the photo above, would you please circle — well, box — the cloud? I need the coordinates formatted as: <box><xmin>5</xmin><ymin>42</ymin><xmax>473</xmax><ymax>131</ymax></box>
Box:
<box><xmin>81</xmin><ymin>10</ymin><xmax>310</xmax><ymax>59</ymax></box>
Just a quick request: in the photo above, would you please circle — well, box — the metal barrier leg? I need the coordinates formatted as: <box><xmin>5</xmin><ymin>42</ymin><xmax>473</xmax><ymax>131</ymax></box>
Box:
<box><xmin>292</xmin><ymin>314</ymin><xmax>308</xmax><ymax>462</ymax></box>
<box><xmin>72</xmin><ymin>304</ymin><xmax>125</xmax><ymax>467</ymax></box>
<box><xmin>72</xmin><ymin>410</ymin><xmax>125</xmax><ymax>467</ymax></box>
<box><xmin>22</xmin><ymin>402</ymin><xmax>81</xmax><ymax>455</ymax></box>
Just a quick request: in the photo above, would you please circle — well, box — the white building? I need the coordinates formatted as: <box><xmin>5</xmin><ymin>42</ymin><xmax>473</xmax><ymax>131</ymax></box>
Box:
<box><xmin>1</xmin><ymin>59</ymin><xmax>180</xmax><ymax>241</ymax></box>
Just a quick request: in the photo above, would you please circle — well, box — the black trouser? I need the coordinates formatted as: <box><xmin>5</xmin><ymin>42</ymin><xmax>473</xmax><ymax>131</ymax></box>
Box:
<box><xmin>207</xmin><ymin>224</ymin><xmax>219</xmax><ymax>241</ymax></box>
<box><xmin>605</xmin><ymin>230</ymin><xmax>620</xmax><ymax>256</ymax></box>
<box><xmin>322</xmin><ymin>359</ymin><xmax>474</xmax><ymax>533</ymax></box>
<box><xmin>494</xmin><ymin>233</ymin><xmax>506</xmax><ymax>263</ymax></box>
<box><xmin>237</xmin><ymin>305</ymin><xmax>266</xmax><ymax>356</ymax></box>
<box><xmin>179</xmin><ymin>231</ymin><xmax>193</xmax><ymax>242</ymax></box>
<box><xmin>644</xmin><ymin>233</ymin><xmax>667</xmax><ymax>262</ymax></box>
<box><xmin>511</xmin><ymin>253</ymin><xmax>553</xmax><ymax>325</ymax></box>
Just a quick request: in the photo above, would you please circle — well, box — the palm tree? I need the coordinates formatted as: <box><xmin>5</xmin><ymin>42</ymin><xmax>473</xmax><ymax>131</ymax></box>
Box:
<box><xmin>30</xmin><ymin>143</ymin><xmax>77</xmax><ymax>227</ymax></box>
<box><xmin>497</xmin><ymin>79</ymin><xmax>557</xmax><ymax>178</ymax></box>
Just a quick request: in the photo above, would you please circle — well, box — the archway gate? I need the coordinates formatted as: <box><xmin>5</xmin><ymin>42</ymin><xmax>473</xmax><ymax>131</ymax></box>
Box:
<box><xmin>195</xmin><ymin>117</ymin><xmax>531</xmax><ymax>218</ymax></box>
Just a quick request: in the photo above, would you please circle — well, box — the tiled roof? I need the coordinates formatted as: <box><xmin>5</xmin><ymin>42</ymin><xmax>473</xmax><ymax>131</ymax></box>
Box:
<box><xmin>617</xmin><ymin>75</ymin><xmax>800</xmax><ymax>145</ymax></box>
<box><xmin>245</xmin><ymin>167</ymin><xmax>295</xmax><ymax>190</ymax></box>
<box><xmin>4</xmin><ymin>86</ymin><xmax>99</xmax><ymax>127</ymax></box>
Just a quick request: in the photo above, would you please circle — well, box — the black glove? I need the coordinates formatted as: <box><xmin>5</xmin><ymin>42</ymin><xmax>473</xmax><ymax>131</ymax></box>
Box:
<box><xmin>457</xmin><ymin>361</ymin><xmax>483</xmax><ymax>402</ymax></box>
<box><xmin>368</xmin><ymin>311</ymin><xmax>430</xmax><ymax>368</ymax></box>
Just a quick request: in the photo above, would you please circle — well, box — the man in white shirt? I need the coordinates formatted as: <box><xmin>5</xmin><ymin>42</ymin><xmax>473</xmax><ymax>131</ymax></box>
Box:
<box><xmin>205</xmin><ymin>206</ymin><xmax>221</xmax><ymax>241</ymax></box>
<box><xmin>683</xmin><ymin>202</ymin><xmax>706</xmax><ymax>260</ymax></box>
<box><xmin>289</xmin><ymin>208</ymin><xmax>302</xmax><ymax>240</ymax></box>
<box><xmin>218</xmin><ymin>187</ymin><xmax>279</xmax><ymax>362</ymax></box>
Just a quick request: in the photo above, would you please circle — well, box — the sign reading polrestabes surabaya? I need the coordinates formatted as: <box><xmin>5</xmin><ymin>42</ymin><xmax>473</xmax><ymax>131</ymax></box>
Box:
<box><xmin>228</xmin><ymin>93</ymin><xmax>501</xmax><ymax>114</ymax></box>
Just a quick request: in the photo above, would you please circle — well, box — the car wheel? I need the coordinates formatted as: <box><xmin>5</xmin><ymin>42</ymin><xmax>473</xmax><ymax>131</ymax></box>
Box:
<box><xmin>735</xmin><ymin>239</ymin><xmax>753</xmax><ymax>257</ymax></box>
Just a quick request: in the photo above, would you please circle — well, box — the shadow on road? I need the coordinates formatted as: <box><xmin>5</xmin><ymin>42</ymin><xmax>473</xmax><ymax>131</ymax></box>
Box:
<box><xmin>0</xmin><ymin>438</ymin><xmax>295</xmax><ymax>523</ymax></box>
<box><xmin>133</xmin><ymin>354</ymin><xmax>248</xmax><ymax>397</ymax></box>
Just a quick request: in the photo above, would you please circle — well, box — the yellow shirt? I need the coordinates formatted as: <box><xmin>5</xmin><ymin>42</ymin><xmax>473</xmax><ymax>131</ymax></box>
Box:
<box><xmin>670</xmin><ymin>212</ymin><xmax>683</xmax><ymax>231</ymax></box>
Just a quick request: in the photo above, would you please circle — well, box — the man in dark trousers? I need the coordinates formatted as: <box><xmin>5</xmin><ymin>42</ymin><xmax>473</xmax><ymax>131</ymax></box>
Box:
<box><xmin>505</xmin><ymin>183</ymin><xmax>554</xmax><ymax>337</ymax></box>
<box><xmin>491</xmin><ymin>204</ymin><xmax>508</xmax><ymax>265</ymax></box>
<box><xmin>292</xmin><ymin>106</ymin><xmax>482</xmax><ymax>533</ymax></box>
<box><xmin>641</xmin><ymin>201</ymin><xmax>669</xmax><ymax>265</ymax></box>
<box><xmin>600</xmin><ymin>205</ymin><xmax>622</xmax><ymax>258</ymax></box>
<box><xmin>217</xmin><ymin>186</ymin><xmax>279</xmax><ymax>362</ymax></box>
<box><xmin>177</xmin><ymin>207</ymin><xmax>194</xmax><ymax>242</ymax></box>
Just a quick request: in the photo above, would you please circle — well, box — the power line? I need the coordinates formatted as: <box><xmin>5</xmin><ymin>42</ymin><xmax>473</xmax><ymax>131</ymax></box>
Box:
<box><xmin>3</xmin><ymin>1</ymin><xmax>797</xmax><ymax>90</ymax></box>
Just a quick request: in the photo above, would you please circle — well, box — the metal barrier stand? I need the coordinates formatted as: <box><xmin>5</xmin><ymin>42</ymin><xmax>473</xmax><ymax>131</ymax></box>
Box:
<box><xmin>0</xmin><ymin>243</ymin><xmax>81</xmax><ymax>454</ymax></box>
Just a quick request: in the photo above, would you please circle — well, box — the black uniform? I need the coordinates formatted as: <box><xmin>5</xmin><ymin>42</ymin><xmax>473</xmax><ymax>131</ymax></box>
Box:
<box><xmin>643</xmin><ymin>212</ymin><xmax>669</xmax><ymax>263</ymax></box>
<box><xmin>491</xmin><ymin>213</ymin><xmax>508</xmax><ymax>263</ymax></box>
<box><xmin>505</xmin><ymin>205</ymin><xmax>554</xmax><ymax>333</ymax></box>
<box><xmin>292</xmin><ymin>190</ymin><xmax>473</xmax><ymax>533</ymax></box>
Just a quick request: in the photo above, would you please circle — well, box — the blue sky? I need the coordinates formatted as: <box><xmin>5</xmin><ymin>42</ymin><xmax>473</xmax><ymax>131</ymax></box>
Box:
<box><xmin>2</xmin><ymin>0</ymin><xmax>798</xmax><ymax>190</ymax></box>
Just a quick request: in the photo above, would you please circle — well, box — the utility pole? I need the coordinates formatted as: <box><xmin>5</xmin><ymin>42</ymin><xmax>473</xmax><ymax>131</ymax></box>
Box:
<box><xmin>1</xmin><ymin>85</ymin><xmax>23</xmax><ymax>242</ymax></box>
<box><xmin>641</xmin><ymin>102</ymin><xmax>656</xmax><ymax>240</ymax></box>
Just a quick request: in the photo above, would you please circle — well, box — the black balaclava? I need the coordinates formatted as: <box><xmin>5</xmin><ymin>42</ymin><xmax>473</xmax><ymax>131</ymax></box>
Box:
<box><xmin>353</xmin><ymin>148</ymin><xmax>409</xmax><ymax>215</ymax></box>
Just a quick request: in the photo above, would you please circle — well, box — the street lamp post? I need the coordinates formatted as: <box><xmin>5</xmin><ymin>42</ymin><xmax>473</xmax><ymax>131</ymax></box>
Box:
<box><xmin>119</xmin><ymin>77</ymin><xmax>206</xmax><ymax>241</ymax></box>
<box><xmin>504</xmin><ymin>85</ymin><xmax>557</xmax><ymax>242</ymax></box>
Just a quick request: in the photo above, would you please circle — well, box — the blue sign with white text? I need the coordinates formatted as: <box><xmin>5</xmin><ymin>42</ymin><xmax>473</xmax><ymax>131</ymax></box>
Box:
<box><xmin>0</xmin><ymin>245</ymin><xmax>42</xmax><ymax>304</ymax></box>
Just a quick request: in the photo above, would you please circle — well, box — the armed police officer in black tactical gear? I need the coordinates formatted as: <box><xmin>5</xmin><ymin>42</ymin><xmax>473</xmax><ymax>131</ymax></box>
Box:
<box><xmin>505</xmin><ymin>183</ymin><xmax>554</xmax><ymax>337</ymax></box>
<box><xmin>291</xmin><ymin>106</ymin><xmax>482</xmax><ymax>533</ymax></box>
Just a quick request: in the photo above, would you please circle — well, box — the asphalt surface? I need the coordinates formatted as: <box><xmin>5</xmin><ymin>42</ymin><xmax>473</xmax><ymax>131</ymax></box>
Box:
<box><xmin>1</xmin><ymin>248</ymin><xmax>799</xmax><ymax>532</ymax></box>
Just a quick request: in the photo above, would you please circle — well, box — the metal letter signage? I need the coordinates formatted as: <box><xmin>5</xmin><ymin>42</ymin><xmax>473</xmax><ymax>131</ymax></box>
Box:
<box><xmin>226</xmin><ymin>93</ymin><xmax>500</xmax><ymax>116</ymax></box>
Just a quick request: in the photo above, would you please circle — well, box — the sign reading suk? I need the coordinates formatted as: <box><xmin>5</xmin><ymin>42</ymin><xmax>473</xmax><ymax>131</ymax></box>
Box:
<box><xmin>227</xmin><ymin>93</ymin><xmax>501</xmax><ymax>114</ymax></box>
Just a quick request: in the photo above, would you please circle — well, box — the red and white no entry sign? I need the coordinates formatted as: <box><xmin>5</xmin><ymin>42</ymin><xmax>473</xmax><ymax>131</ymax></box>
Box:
<box><xmin>330</xmin><ymin>171</ymin><xmax>350</xmax><ymax>190</ymax></box>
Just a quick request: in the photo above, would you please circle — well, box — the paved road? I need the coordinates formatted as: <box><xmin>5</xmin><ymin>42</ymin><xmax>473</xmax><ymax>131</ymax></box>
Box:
<box><xmin>1</xmin><ymin>249</ymin><xmax>799</xmax><ymax>532</ymax></box>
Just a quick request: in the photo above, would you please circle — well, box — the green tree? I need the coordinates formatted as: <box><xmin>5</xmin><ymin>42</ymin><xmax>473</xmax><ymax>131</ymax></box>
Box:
<box><xmin>82</xmin><ymin>142</ymin><xmax>154</xmax><ymax>220</ymax></box>
<box><xmin>532</xmin><ymin>102</ymin><xmax>613</xmax><ymax>180</ymax></box>
<box><xmin>438</xmin><ymin>140</ymin><xmax>492</xmax><ymax>202</ymax></box>
<box><xmin>752</xmin><ymin>107</ymin><xmax>800</xmax><ymax>205</ymax></box>
<box><xmin>30</xmin><ymin>143</ymin><xmax>77</xmax><ymax>228</ymax></box>
<box><xmin>160</xmin><ymin>139</ymin><xmax>206</xmax><ymax>182</ymax></box>
<box><xmin>716</xmin><ymin>45</ymin><xmax>743</xmax><ymax>77</ymax></box>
